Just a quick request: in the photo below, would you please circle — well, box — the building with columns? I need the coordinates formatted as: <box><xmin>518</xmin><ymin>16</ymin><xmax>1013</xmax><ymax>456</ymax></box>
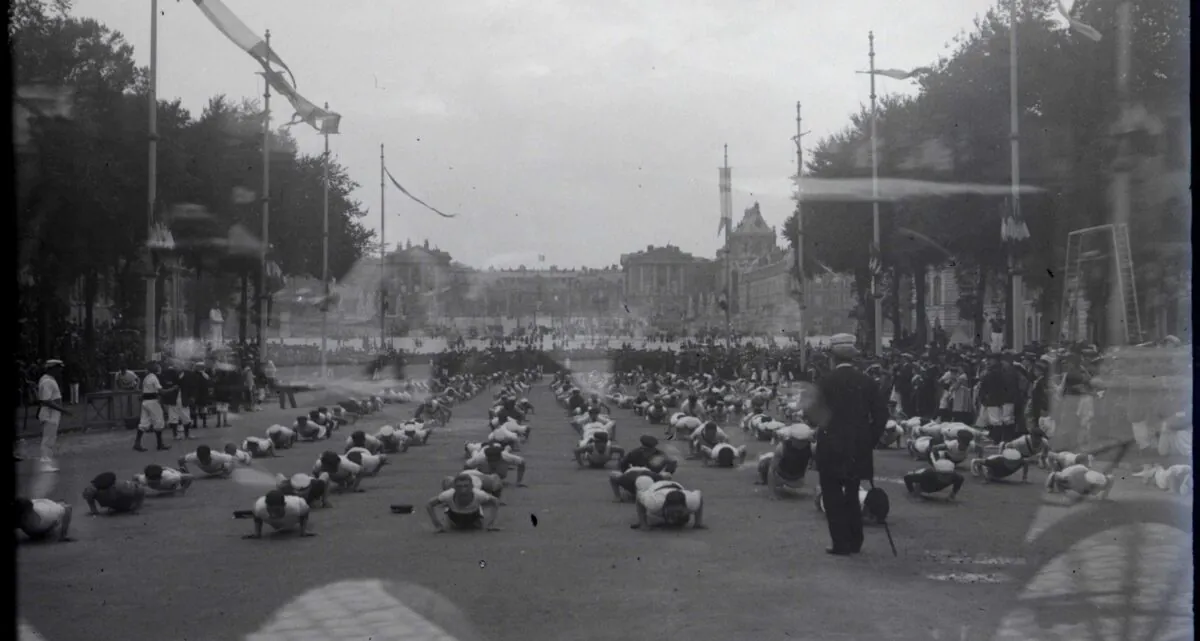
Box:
<box><xmin>383</xmin><ymin>239</ymin><xmax>454</xmax><ymax>323</ymax></box>
<box><xmin>620</xmin><ymin>245</ymin><xmax>712</xmax><ymax>329</ymax></box>
<box><xmin>455</xmin><ymin>266</ymin><xmax>623</xmax><ymax>325</ymax></box>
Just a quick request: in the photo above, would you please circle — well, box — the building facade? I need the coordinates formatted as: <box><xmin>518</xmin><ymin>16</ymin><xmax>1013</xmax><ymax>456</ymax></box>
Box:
<box><xmin>620</xmin><ymin>245</ymin><xmax>712</xmax><ymax>329</ymax></box>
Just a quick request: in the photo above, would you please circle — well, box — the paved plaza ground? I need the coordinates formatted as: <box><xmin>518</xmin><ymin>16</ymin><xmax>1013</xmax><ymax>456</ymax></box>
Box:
<box><xmin>17</xmin><ymin>366</ymin><xmax>1193</xmax><ymax>641</ymax></box>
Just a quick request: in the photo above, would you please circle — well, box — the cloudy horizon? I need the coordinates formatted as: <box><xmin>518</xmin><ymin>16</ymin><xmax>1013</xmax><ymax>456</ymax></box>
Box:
<box><xmin>75</xmin><ymin>0</ymin><xmax>1006</xmax><ymax>270</ymax></box>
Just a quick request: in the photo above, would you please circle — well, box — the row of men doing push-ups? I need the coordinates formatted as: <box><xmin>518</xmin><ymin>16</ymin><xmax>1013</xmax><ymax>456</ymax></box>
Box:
<box><xmin>558</xmin><ymin>372</ymin><xmax>1128</xmax><ymax>528</ymax></box>
<box><xmin>14</xmin><ymin>381</ymin><xmax>484</xmax><ymax>543</ymax></box>
<box><xmin>18</xmin><ymin>370</ymin><xmax>1147</xmax><ymax>543</ymax></box>
<box><xmin>18</xmin><ymin>373</ymin><xmax>549</xmax><ymax>542</ymax></box>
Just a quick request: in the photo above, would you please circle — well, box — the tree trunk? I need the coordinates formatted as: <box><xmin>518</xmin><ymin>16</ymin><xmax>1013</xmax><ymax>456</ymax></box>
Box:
<box><xmin>83</xmin><ymin>270</ymin><xmax>98</xmax><ymax>350</ymax></box>
<box><xmin>37</xmin><ymin>286</ymin><xmax>52</xmax><ymax>359</ymax></box>
<box><xmin>914</xmin><ymin>266</ymin><xmax>928</xmax><ymax>349</ymax></box>
<box><xmin>973</xmin><ymin>265</ymin><xmax>989</xmax><ymax>346</ymax></box>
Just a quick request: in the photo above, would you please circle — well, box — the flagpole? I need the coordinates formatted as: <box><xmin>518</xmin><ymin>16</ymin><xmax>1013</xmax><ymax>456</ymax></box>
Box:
<box><xmin>258</xmin><ymin>29</ymin><xmax>272</xmax><ymax>354</ymax></box>
<box><xmin>723</xmin><ymin>145</ymin><xmax>732</xmax><ymax>348</ymax></box>
<box><xmin>1107</xmin><ymin>0</ymin><xmax>1133</xmax><ymax>347</ymax></box>
<box><xmin>379</xmin><ymin>143</ymin><xmax>386</xmax><ymax>351</ymax></box>
<box><xmin>145</xmin><ymin>0</ymin><xmax>159</xmax><ymax>361</ymax></box>
<box><xmin>320</xmin><ymin>102</ymin><xmax>330</xmax><ymax>379</ymax></box>
<box><xmin>794</xmin><ymin>101</ymin><xmax>807</xmax><ymax>370</ymax></box>
<box><xmin>1008</xmin><ymin>0</ymin><xmax>1026</xmax><ymax>352</ymax></box>
<box><xmin>869</xmin><ymin>31</ymin><xmax>883</xmax><ymax>356</ymax></box>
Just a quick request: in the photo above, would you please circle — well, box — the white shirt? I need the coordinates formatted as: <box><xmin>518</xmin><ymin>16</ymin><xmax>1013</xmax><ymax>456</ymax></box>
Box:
<box><xmin>637</xmin><ymin>480</ymin><xmax>701</xmax><ymax>516</ymax></box>
<box><xmin>20</xmin><ymin>499</ymin><xmax>66</xmax><ymax>534</ymax></box>
<box><xmin>581</xmin><ymin>421</ymin><xmax>611</xmax><ymax>435</ymax></box>
<box><xmin>313</xmin><ymin>457</ymin><xmax>361</xmax><ymax>482</ymax></box>
<box><xmin>228</xmin><ymin>448</ymin><xmax>252</xmax><ymax>465</ymax></box>
<box><xmin>142</xmin><ymin>373</ymin><xmax>162</xmax><ymax>395</ymax></box>
<box><xmin>436</xmin><ymin>489</ymin><xmax>493</xmax><ymax>514</ymax></box>
<box><xmin>709</xmin><ymin>443</ymin><xmax>737</xmax><ymax>459</ymax></box>
<box><xmin>135</xmin><ymin>467</ymin><xmax>185</xmax><ymax>492</ymax></box>
<box><xmin>186</xmin><ymin>451</ymin><xmax>235</xmax><ymax>475</ymax></box>
<box><xmin>346</xmin><ymin>434</ymin><xmax>382</xmax><ymax>451</ymax></box>
<box><xmin>243</xmin><ymin>437</ymin><xmax>274</xmax><ymax>453</ymax></box>
<box><xmin>37</xmin><ymin>374</ymin><xmax>62</xmax><ymax>423</ymax></box>
<box><xmin>253</xmin><ymin>495</ymin><xmax>310</xmax><ymax>530</ymax></box>
<box><xmin>267</xmin><ymin>425</ymin><xmax>294</xmax><ymax>439</ymax></box>
<box><xmin>691</xmin><ymin>426</ymin><xmax>728</xmax><ymax>445</ymax></box>
<box><xmin>465</xmin><ymin>450</ymin><xmax>522</xmax><ymax>468</ymax></box>
<box><xmin>346</xmin><ymin>449</ymin><xmax>383</xmax><ymax>474</ymax></box>
<box><xmin>488</xmin><ymin>427</ymin><xmax>520</xmax><ymax>445</ymax></box>
<box><xmin>458</xmin><ymin>470</ymin><xmax>492</xmax><ymax>492</ymax></box>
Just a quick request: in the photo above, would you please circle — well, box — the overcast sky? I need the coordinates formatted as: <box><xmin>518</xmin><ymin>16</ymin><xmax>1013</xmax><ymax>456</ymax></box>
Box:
<box><xmin>75</xmin><ymin>0</ymin><xmax>1001</xmax><ymax>270</ymax></box>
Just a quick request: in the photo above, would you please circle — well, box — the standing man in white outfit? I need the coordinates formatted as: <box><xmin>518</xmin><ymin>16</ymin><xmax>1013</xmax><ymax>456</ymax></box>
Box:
<box><xmin>36</xmin><ymin>359</ymin><xmax>69</xmax><ymax>473</ymax></box>
<box><xmin>134</xmin><ymin>363</ymin><xmax>171</xmax><ymax>452</ymax></box>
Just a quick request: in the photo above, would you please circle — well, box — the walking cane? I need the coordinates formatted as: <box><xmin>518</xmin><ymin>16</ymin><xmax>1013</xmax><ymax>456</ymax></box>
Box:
<box><xmin>869</xmin><ymin>479</ymin><xmax>898</xmax><ymax>557</ymax></box>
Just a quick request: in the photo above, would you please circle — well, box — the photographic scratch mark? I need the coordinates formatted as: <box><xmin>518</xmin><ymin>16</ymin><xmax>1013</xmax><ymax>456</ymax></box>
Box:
<box><xmin>530</xmin><ymin>514</ymin><xmax>538</xmax><ymax>527</ymax></box>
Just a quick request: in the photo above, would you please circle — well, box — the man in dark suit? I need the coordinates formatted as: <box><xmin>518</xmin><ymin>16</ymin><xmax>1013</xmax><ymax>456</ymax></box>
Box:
<box><xmin>812</xmin><ymin>334</ymin><xmax>888</xmax><ymax>556</ymax></box>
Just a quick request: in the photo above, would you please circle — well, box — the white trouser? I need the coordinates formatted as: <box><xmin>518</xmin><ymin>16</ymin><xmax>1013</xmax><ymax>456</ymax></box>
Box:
<box><xmin>40</xmin><ymin>419</ymin><xmax>60</xmax><ymax>461</ymax></box>
<box><xmin>139</xmin><ymin>400</ymin><xmax>165</xmax><ymax>432</ymax></box>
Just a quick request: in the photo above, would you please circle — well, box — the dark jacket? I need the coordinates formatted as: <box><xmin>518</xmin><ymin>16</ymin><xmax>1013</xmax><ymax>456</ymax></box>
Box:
<box><xmin>814</xmin><ymin>363</ymin><xmax>888</xmax><ymax>481</ymax></box>
<box><xmin>179</xmin><ymin>370</ymin><xmax>209</xmax><ymax>406</ymax></box>
<box><xmin>977</xmin><ymin>368</ymin><xmax>1009</xmax><ymax>407</ymax></box>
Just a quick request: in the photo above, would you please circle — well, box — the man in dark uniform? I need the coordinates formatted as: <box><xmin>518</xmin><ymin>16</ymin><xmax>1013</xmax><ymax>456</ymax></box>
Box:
<box><xmin>811</xmin><ymin>334</ymin><xmax>888</xmax><ymax>556</ymax></box>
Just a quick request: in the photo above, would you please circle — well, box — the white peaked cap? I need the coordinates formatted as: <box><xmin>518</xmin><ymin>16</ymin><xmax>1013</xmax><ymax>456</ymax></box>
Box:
<box><xmin>1084</xmin><ymin>470</ymin><xmax>1107</xmax><ymax>486</ymax></box>
<box><xmin>933</xmin><ymin>459</ymin><xmax>955</xmax><ymax>473</ymax></box>
<box><xmin>1001</xmin><ymin>449</ymin><xmax>1022</xmax><ymax>461</ymax></box>
<box><xmin>634</xmin><ymin>476</ymin><xmax>655</xmax><ymax>493</ymax></box>
<box><xmin>378</xmin><ymin>425</ymin><xmax>395</xmax><ymax>436</ymax></box>
<box><xmin>290</xmin><ymin>474</ymin><xmax>312</xmax><ymax>490</ymax></box>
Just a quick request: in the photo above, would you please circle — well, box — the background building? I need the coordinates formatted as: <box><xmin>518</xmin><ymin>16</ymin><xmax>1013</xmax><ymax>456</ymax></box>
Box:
<box><xmin>620</xmin><ymin>244</ymin><xmax>711</xmax><ymax>331</ymax></box>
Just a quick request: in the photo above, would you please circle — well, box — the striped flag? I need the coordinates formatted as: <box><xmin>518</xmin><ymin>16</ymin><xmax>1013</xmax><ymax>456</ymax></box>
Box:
<box><xmin>718</xmin><ymin>167</ymin><xmax>732</xmax><ymax>237</ymax></box>
<box><xmin>1057</xmin><ymin>0</ymin><xmax>1102</xmax><ymax>42</ymax></box>
<box><xmin>869</xmin><ymin>243</ymin><xmax>883</xmax><ymax>278</ymax></box>
<box><xmin>191</xmin><ymin>0</ymin><xmax>296</xmax><ymax>86</ymax></box>
<box><xmin>260</xmin><ymin>70</ymin><xmax>340</xmax><ymax>133</ymax></box>
<box><xmin>859</xmin><ymin>67</ymin><xmax>932</xmax><ymax>80</ymax></box>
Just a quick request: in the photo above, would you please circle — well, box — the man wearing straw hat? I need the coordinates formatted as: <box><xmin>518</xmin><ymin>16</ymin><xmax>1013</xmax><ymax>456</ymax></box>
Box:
<box><xmin>810</xmin><ymin>334</ymin><xmax>888</xmax><ymax>556</ymax></box>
